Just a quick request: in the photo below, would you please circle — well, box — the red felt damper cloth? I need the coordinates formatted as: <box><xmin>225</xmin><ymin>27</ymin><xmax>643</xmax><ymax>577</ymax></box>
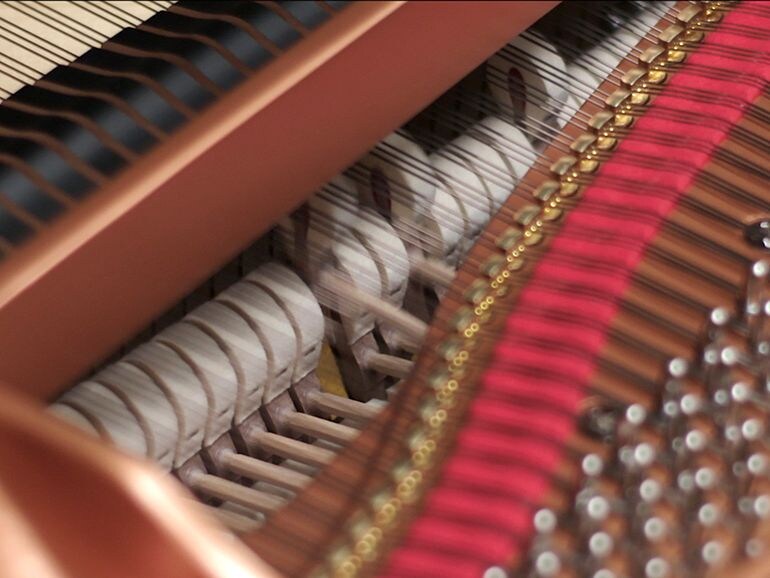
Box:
<box><xmin>379</xmin><ymin>3</ymin><xmax>770</xmax><ymax>577</ymax></box>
